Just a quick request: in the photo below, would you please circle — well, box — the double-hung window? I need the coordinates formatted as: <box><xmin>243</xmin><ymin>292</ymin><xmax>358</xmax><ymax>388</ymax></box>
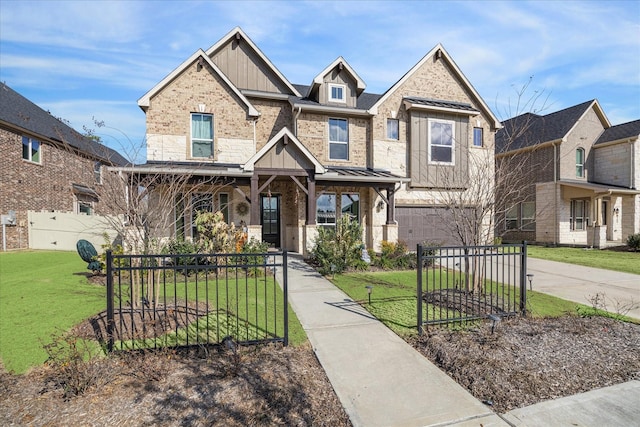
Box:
<box><xmin>317</xmin><ymin>193</ymin><xmax>336</xmax><ymax>226</ymax></box>
<box><xmin>94</xmin><ymin>161</ymin><xmax>102</xmax><ymax>184</ymax></box>
<box><xmin>505</xmin><ymin>205</ymin><xmax>518</xmax><ymax>230</ymax></box>
<box><xmin>341</xmin><ymin>193</ymin><xmax>360</xmax><ymax>223</ymax></box>
<box><xmin>329</xmin><ymin>118</ymin><xmax>349</xmax><ymax>160</ymax></box>
<box><xmin>576</xmin><ymin>148</ymin><xmax>585</xmax><ymax>178</ymax></box>
<box><xmin>428</xmin><ymin>119</ymin><xmax>454</xmax><ymax>164</ymax></box>
<box><xmin>521</xmin><ymin>202</ymin><xmax>536</xmax><ymax>231</ymax></box>
<box><xmin>191</xmin><ymin>193</ymin><xmax>213</xmax><ymax>238</ymax></box>
<box><xmin>473</xmin><ymin>127</ymin><xmax>483</xmax><ymax>147</ymax></box>
<box><xmin>570</xmin><ymin>199</ymin><xmax>589</xmax><ymax>230</ymax></box>
<box><xmin>191</xmin><ymin>113</ymin><xmax>214</xmax><ymax>158</ymax></box>
<box><xmin>22</xmin><ymin>136</ymin><xmax>41</xmax><ymax>163</ymax></box>
<box><xmin>387</xmin><ymin>118</ymin><xmax>399</xmax><ymax>140</ymax></box>
<box><xmin>328</xmin><ymin>84</ymin><xmax>346</xmax><ymax>103</ymax></box>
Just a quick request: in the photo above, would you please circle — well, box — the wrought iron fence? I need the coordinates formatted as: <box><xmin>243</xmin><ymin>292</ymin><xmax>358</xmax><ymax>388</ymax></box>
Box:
<box><xmin>104</xmin><ymin>250</ymin><xmax>288</xmax><ymax>352</ymax></box>
<box><xmin>417</xmin><ymin>243</ymin><xmax>527</xmax><ymax>333</ymax></box>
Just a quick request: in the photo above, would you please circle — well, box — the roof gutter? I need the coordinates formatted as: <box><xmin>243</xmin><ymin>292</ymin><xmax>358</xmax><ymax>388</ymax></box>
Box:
<box><xmin>290</xmin><ymin>101</ymin><xmax>373</xmax><ymax>117</ymax></box>
<box><xmin>495</xmin><ymin>138</ymin><xmax>563</xmax><ymax>158</ymax></box>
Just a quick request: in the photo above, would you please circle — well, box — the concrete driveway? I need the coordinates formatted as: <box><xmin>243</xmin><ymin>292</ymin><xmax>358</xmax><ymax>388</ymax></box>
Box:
<box><xmin>526</xmin><ymin>257</ymin><xmax>640</xmax><ymax>320</ymax></box>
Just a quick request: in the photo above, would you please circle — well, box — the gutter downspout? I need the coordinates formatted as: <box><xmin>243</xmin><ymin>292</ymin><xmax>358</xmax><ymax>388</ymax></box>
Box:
<box><xmin>293</xmin><ymin>106</ymin><xmax>302</xmax><ymax>137</ymax></box>
<box><xmin>553</xmin><ymin>141</ymin><xmax>559</xmax><ymax>245</ymax></box>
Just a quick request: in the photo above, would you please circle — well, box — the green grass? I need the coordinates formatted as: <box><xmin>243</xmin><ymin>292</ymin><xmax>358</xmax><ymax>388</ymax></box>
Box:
<box><xmin>0</xmin><ymin>251</ymin><xmax>306</xmax><ymax>374</ymax></box>
<box><xmin>527</xmin><ymin>245</ymin><xmax>640</xmax><ymax>275</ymax></box>
<box><xmin>0</xmin><ymin>251</ymin><xmax>105</xmax><ymax>374</ymax></box>
<box><xmin>331</xmin><ymin>270</ymin><xmax>592</xmax><ymax>337</ymax></box>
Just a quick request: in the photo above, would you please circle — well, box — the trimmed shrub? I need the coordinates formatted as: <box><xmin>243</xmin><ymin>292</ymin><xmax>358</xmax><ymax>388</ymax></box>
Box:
<box><xmin>627</xmin><ymin>233</ymin><xmax>640</xmax><ymax>251</ymax></box>
<box><xmin>313</xmin><ymin>215</ymin><xmax>364</xmax><ymax>275</ymax></box>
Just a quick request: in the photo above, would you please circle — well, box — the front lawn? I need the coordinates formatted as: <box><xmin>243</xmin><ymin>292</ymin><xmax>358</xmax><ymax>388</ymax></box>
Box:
<box><xmin>330</xmin><ymin>270</ymin><xmax>594</xmax><ymax>337</ymax></box>
<box><xmin>0</xmin><ymin>251</ymin><xmax>105</xmax><ymax>374</ymax></box>
<box><xmin>527</xmin><ymin>245</ymin><xmax>640</xmax><ymax>275</ymax></box>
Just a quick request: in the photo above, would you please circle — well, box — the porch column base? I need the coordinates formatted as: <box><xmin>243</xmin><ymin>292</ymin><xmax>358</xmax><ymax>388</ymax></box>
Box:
<box><xmin>303</xmin><ymin>224</ymin><xmax>318</xmax><ymax>257</ymax></box>
<box><xmin>246</xmin><ymin>225</ymin><xmax>262</xmax><ymax>244</ymax></box>
<box><xmin>587</xmin><ymin>225</ymin><xmax>606</xmax><ymax>249</ymax></box>
<box><xmin>382</xmin><ymin>223</ymin><xmax>398</xmax><ymax>245</ymax></box>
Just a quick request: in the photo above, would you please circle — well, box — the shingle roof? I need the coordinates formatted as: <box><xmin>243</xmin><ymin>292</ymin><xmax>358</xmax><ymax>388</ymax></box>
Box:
<box><xmin>496</xmin><ymin>100</ymin><xmax>595</xmax><ymax>153</ymax></box>
<box><xmin>290</xmin><ymin>84</ymin><xmax>382</xmax><ymax>111</ymax></box>
<box><xmin>595</xmin><ymin>119</ymin><xmax>640</xmax><ymax>145</ymax></box>
<box><xmin>0</xmin><ymin>83</ymin><xmax>128</xmax><ymax>166</ymax></box>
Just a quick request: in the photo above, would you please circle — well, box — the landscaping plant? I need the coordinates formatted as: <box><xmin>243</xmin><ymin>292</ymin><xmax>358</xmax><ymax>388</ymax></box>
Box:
<box><xmin>312</xmin><ymin>215</ymin><xmax>364</xmax><ymax>275</ymax></box>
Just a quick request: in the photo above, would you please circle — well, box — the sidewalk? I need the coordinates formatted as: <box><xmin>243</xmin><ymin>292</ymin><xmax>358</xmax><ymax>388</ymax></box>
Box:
<box><xmin>281</xmin><ymin>254</ymin><xmax>508</xmax><ymax>427</ymax></box>
<box><xmin>280</xmin><ymin>253</ymin><xmax>640</xmax><ymax>427</ymax></box>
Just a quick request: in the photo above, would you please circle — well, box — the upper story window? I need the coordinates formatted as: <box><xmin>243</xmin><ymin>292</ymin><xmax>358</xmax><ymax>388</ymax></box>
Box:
<box><xmin>428</xmin><ymin>118</ymin><xmax>455</xmax><ymax>165</ymax></box>
<box><xmin>94</xmin><ymin>161</ymin><xmax>102</xmax><ymax>184</ymax></box>
<box><xmin>328</xmin><ymin>84</ymin><xmax>346</xmax><ymax>103</ymax></box>
<box><xmin>329</xmin><ymin>118</ymin><xmax>349</xmax><ymax>160</ymax></box>
<box><xmin>387</xmin><ymin>118</ymin><xmax>399</xmax><ymax>140</ymax></box>
<box><xmin>473</xmin><ymin>127</ymin><xmax>483</xmax><ymax>147</ymax></box>
<box><xmin>317</xmin><ymin>193</ymin><xmax>336</xmax><ymax>226</ymax></box>
<box><xmin>576</xmin><ymin>148</ymin><xmax>585</xmax><ymax>178</ymax></box>
<box><xmin>191</xmin><ymin>113</ymin><xmax>213</xmax><ymax>158</ymax></box>
<box><xmin>22</xmin><ymin>136</ymin><xmax>41</xmax><ymax>163</ymax></box>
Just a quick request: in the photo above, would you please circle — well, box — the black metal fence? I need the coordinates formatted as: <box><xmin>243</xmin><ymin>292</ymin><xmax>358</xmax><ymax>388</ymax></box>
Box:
<box><xmin>104</xmin><ymin>250</ymin><xmax>288</xmax><ymax>352</ymax></box>
<box><xmin>417</xmin><ymin>243</ymin><xmax>527</xmax><ymax>333</ymax></box>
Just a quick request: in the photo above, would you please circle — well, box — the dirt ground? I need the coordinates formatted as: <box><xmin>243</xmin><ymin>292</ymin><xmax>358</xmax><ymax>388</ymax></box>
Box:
<box><xmin>1</xmin><ymin>316</ymin><xmax>639</xmax><ymax>425</ymax></box>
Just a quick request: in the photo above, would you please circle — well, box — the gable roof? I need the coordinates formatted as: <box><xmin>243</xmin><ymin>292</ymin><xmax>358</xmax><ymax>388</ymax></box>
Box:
<box><xmin>307</xmin><ymin>56</ymin><xmax>366</xmax><ymax>98</ymax></box>
<box><xmin>206</xmin><ymin>27</ymin><xmax>301</xmax><ymax>97</ymax></box>
<box><xmin>595</xmin><ymin>119</ymin><xmax>640</xmax><ymax>146</ymax></box>
<box><xmin>496</xmin><ymin>100</ymin><xmax>609</xmax><ymax>153</ymax></box>
<box><xmin>243</xmin><ymin>127</ymin><xmax>325</xmax><ymax>174</ymax></box>
<box><xmin>137</xmin><ymin>49</ymin><xmax>260</xmax><ymax>117</ymax></box>
<box><xmin>0</xmin><ymin>83</ymin><xmax>128</xmax><ymax>166</ymax></box>
<box><xmin>369</xmin><ymin>44</ymin><xmax>501</xmax><ymax>129</ymax></box>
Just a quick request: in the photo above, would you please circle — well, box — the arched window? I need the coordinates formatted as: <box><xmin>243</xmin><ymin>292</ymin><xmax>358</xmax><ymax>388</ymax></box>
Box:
<box><xmin>576</xmin><ymin>148</ymin><xmax>585</xmax><ymax>178</ymax></box>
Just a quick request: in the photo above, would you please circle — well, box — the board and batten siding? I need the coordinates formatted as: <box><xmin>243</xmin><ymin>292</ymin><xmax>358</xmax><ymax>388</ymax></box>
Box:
<box><xmin>255</xmin><ymin>138</ymin><xmax>315</xmax><ymax>170</ymax></box>
<box><xmin>409</xmin><ymin>111</ymin><xmax>469</xmax><ymax>189</ymax></box>
<box><xmin>319</xmin><ymin>69</ymin><xmax>358</xmax><ymax>108</ymax></box>
<box><xmin>210</xmin><ymin>39</ymin><xmax>290</xmax><ymax>94</ymax></box>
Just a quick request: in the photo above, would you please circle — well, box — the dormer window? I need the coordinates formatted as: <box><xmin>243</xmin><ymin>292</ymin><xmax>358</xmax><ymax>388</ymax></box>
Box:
<box><xmin>328</xmin><ymin>84</ymin><xmax>346</xmax><ymax>103</ymax></box>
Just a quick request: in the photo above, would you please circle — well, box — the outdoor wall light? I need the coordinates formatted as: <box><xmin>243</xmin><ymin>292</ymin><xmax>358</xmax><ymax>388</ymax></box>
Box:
<box><xmin>377</xmin><ymin>200</ymin><xmax>385</xmax><ymax>211</ymax></box>
<box><xmin>614</xmin><ymin>208</ymin><xmax>620</xmax><ymax>215</ymax></box>
<box><xmin>365</xmin><ymin>285</ymin><xmax>374</xmax><ymax>304</ymax></box>
<box><xmin>526</xmin><ymin>273</ymin><xmax>534</xmax><ymax>291</ymax></box>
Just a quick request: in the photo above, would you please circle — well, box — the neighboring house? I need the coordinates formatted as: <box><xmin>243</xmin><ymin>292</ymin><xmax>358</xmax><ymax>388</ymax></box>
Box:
<box><xmin>496</xmin><ymin>100</ymin><xmax>639</xmax><ymax>247</ymax></box>
<box><xmin>131</xmin><ymin>27</ymin><xmax>500</xmax><ymax>255</ymax></box>
<box><xmin>0</xmin><ymin>83</ymin><xmax>129</xmax><ymax>251</ymax></box>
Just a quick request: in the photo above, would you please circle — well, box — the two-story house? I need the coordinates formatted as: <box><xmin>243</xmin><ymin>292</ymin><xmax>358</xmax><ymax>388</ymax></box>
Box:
<box><xmin>0</xmin><ymin>83</ymin><xmax>128</xmax><ymax>251</ymax></box>
<box><xmin>496</xmin><ymin>100</ymin><xmax>639</xmax><ymax>247</ymax></box>
<box><xmin>133</xmin><ymin>27</ymin><xmax>500</xmax><ymax>254</ymax></box>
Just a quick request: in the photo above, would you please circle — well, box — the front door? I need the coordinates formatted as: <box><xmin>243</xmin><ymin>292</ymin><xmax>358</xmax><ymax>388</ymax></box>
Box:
<box><xmin>261</xmin><ymin>195</ymin><xmax>281</xmax><ymax>248</ymax></box>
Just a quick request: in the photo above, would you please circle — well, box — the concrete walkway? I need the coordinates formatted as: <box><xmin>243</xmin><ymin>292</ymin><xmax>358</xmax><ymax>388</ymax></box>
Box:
<box><xmin>280</xmin><ymin>253</ymin><xmax>640</xmax><ymax>426</ymax></box>
<box><xmin>526</xmin><ymin>257</ymin><xmax>640</xmax><ymax>319</ymax></box>
<box><xmin>281</xmin><ymin>254</ymin><xmax>508</xmax><ymax>427</ymax></box>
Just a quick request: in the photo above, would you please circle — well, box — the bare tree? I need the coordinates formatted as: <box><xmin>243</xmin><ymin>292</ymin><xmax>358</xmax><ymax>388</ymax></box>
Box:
<box><xmin>431</xmin><ymin>79</ymin><xmax>552</xmax><ymax>293</ymax></box>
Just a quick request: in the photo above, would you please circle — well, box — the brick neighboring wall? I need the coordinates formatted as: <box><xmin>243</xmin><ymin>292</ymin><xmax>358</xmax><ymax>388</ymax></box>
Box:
<box><xmin>0</xmin><ymin>126</ymin><xmax>117</xmax><ymax>250</ymax></box>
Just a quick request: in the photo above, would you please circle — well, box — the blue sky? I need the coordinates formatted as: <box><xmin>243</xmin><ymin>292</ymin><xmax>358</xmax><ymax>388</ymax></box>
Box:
<box><xmin>1</xmin><ymin>0</ymin><xmax>639</xmax><ymax>163</ymax></box>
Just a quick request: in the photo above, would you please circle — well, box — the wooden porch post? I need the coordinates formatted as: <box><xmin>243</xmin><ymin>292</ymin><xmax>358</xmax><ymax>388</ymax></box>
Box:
<box><xmin>386</xmin><ymin>186</ymin><xmax>396</xmax><ymax>225</ymax></box>
<box><xmin>307</xmin><ymin>174</ymin><xmax>316</xmax><ymax>225</ymax></box>
<box><xmin>250</xmin><ymin>172</ymin><xmax>259</xmax><ymax>225</ymax></box>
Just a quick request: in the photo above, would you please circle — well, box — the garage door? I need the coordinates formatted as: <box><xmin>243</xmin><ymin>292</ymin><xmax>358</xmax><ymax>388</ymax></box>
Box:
<box><xmin>396</xmin><ymin>206</ymin><xmax>464</xmax><ymax>248</ymax></box>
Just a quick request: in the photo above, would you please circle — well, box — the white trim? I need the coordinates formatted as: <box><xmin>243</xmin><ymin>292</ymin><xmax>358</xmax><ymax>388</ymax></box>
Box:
<box><xmin>428</xmin><ymin>118</ymin><xmax>455</xmax><ymax>166</ymax></box>
<box><xmin>138</xmin><ymin>49</ymin><xmax>260</xmax><ymax>117</ymax></box>
<box><xmin>328</xmin><ymin>117</ymin><xmax>349</xmax><ymax>161</ymax></box>
<box><xmin>243</xmin><ymin>127</ymin><xmax>325</xmax><ymax>174</ymax></box>
<box><xmin>205</xmin><ymin>27</ymin><xmax>301</xmax><ymax>97</ymax></box>
<box><xmin>328</xmin><ymin>83</ymin><xmax>346</xmax><ymax>103</ymax></box>
<box><xmin>369</xmin><ymin>44</ymin><xmax>501</xmax><ymax>129</ymax></box>
<box><xmin>289</xmin><ymin>101</ymin><xmax>372</xmax><ymax>116</ymax></box>
<box><xmin>308</xmin><ymin>57</ymin><xmax>366</xmax><ymax>98</ymax></box>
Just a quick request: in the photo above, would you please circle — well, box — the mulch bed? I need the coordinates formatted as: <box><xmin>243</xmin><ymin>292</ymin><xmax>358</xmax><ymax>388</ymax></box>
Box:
<box><xmin>409</xmin><ymin>315</ymin><xmax>640</xmax><ymax>413</ymax></box>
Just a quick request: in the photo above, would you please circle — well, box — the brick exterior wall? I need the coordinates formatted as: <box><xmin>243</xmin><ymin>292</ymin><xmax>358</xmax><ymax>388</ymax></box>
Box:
<box><xmin>0</xmin><ymin>126</ymin><xmax>118</xmax><ymax>250</ymax></box>
<box><xmin>558</xmin><ymin>107</ymin><xmax>605</xmax><ymax>182</ymax></box>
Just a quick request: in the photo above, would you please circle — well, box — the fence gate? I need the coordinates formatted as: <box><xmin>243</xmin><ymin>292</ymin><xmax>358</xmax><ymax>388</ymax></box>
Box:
<box><xmin>105</xmin><ymin>250</ymin><xmax>288</xmax><ymax>352</ymax></box>
<box><xmin>417</xmin><ymin>243</ymin><xmax>527</xmax><ymax>333</ymax></box>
